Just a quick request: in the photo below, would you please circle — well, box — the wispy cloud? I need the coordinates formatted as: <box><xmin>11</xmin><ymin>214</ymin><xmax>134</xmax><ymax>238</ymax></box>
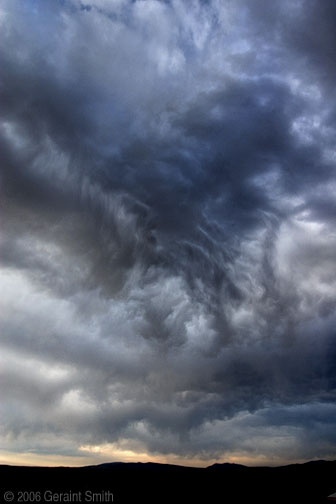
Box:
<box><xmin>1</xmin><ymin>0</ymin><xmax>336</xmax><ymax>466</ymax></box>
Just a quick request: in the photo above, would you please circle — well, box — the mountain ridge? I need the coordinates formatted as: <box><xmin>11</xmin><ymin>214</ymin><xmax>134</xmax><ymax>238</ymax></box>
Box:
<box><xmin>1</xmin><ymin>459</ymin><xmax>335</xmax><ymax>503</ymax></box>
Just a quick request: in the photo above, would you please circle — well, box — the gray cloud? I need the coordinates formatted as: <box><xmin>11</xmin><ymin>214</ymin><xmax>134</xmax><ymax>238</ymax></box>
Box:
<box><xmin>1</xmin><ymin>0</ymin><xmax>336</xmax><ymax>464</ymax></box>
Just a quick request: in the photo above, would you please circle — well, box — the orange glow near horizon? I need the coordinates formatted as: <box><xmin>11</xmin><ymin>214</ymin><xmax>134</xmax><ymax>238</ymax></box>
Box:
<box><xmin>1</xmin><ymin>446</ymin><xmax>332</xmax><ymax>469</ymax></box>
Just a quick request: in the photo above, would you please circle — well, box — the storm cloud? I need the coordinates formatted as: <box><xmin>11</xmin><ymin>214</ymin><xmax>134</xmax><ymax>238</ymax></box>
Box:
<box><xmin>1</xmin><ymin>0</ymin><xmax>336</xmax><ymax>466</ymax></box>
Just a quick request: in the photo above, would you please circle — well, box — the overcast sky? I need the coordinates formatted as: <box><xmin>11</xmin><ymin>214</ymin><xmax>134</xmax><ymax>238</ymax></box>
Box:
<box><xmin>1</xmin><ymin>0</ymin><xmax>336</xmax><ymax>468</ymax></box>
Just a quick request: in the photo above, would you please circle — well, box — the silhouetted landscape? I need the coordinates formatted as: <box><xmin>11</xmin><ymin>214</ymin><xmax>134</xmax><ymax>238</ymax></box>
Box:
<box><xmin>1</xmin><ymin>460</ymin><xmax>336</xmax><ymax>504</ymax></box>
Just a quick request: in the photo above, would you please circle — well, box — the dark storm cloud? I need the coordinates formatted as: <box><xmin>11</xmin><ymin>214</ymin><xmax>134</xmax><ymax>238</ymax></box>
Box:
<box><xmin>1</xmin><ymin>0</ymin><xmax>336</xmax><ymax>463</ymax></box>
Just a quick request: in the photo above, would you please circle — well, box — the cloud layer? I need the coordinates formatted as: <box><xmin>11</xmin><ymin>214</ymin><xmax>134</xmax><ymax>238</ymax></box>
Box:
<box><xmin>1</xmin><ymin>0</ymin><xmax>336</xmax><ymax>465</ymax></box>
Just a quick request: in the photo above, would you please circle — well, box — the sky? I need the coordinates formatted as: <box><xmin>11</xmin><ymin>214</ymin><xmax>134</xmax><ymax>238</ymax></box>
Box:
<box><xmin>1</xmin><ymin>0</ymin><xmax>336</xmax><ymax>468</ymax></box>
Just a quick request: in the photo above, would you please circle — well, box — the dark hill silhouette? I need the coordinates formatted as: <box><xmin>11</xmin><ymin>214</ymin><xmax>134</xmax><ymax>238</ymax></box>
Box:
<box><xmin>0</xmin><ymin>460</ymin><xmax>335</xmax><ymax>503</ymax></box>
